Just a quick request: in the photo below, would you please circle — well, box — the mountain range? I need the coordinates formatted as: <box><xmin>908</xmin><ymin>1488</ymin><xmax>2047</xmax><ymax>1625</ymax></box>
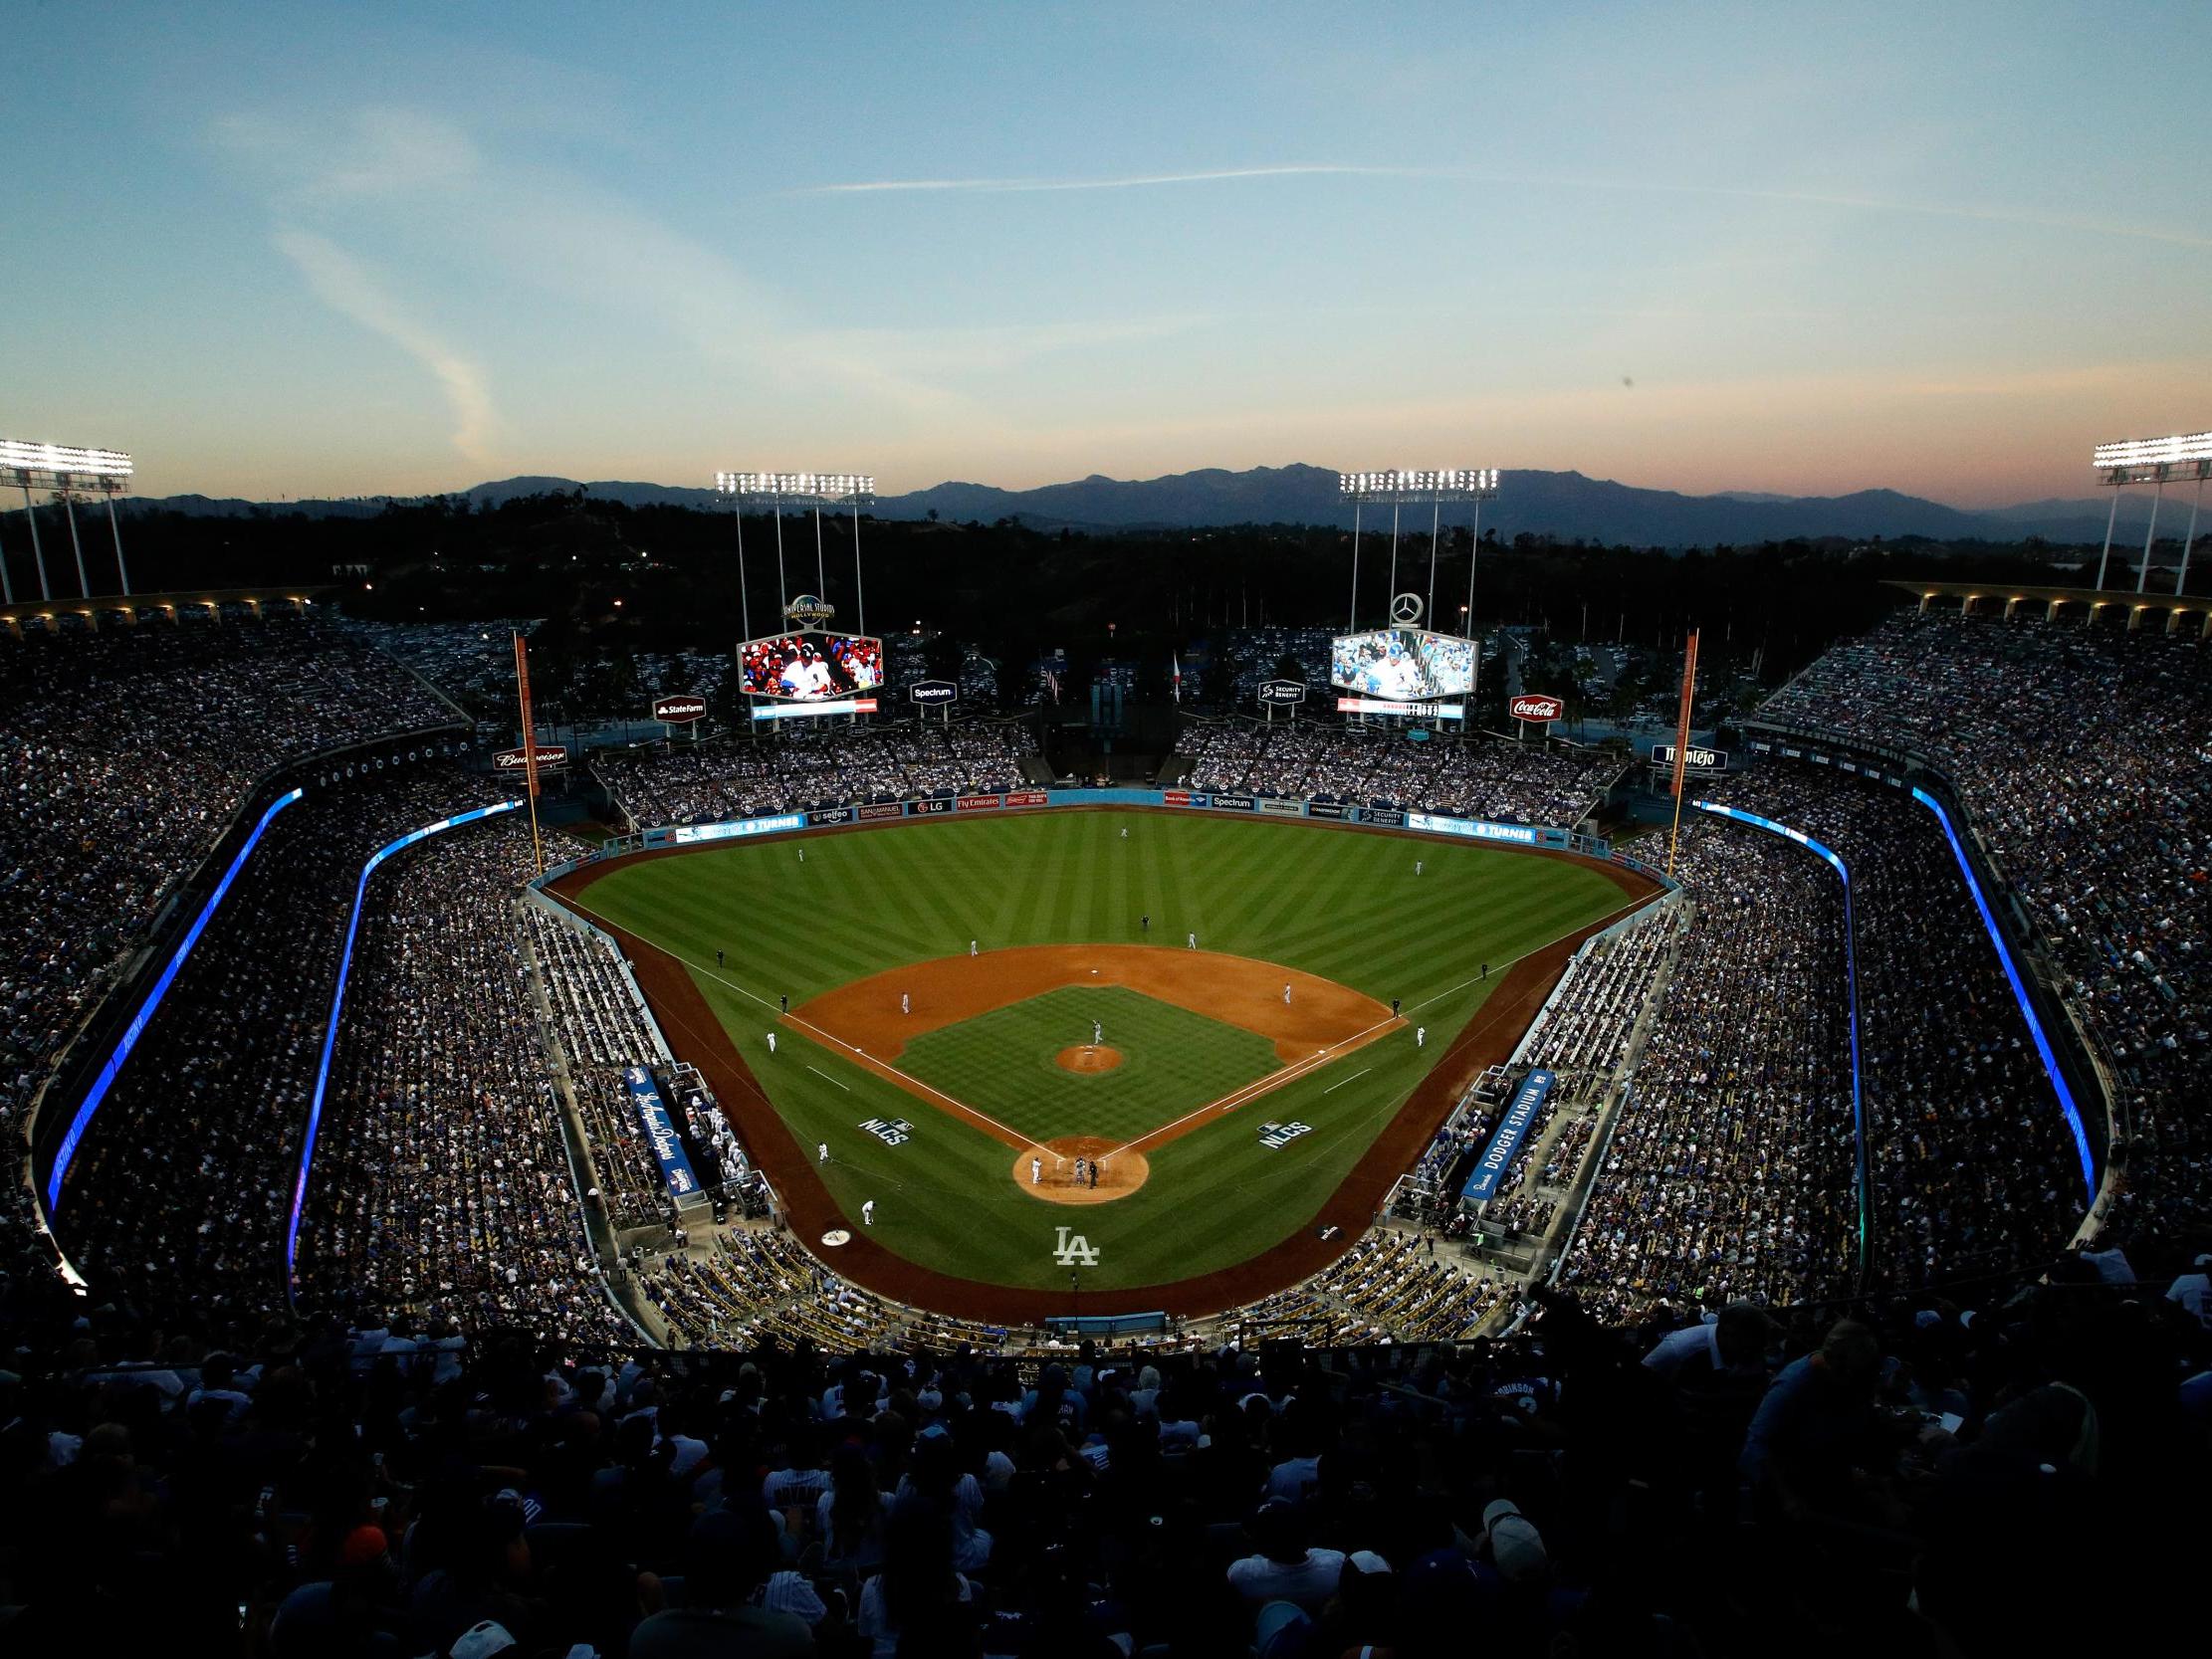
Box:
<box><xmin>127</xmin><ymin>463</ymin><xmax>2177</xmax><ymax>548</ymax></box>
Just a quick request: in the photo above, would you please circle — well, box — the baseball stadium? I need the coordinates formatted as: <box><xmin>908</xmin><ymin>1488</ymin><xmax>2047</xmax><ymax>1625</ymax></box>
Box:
<box><xmin>7</xmin><ymin>10</ymin><xmax>2208</xmax><ymax>1651</ymax></box>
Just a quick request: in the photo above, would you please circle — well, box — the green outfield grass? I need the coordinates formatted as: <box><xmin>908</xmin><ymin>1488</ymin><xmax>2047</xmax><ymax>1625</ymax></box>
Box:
<box><xmin>574</xmin><ymin>809</ymin><xmax>1633</xmax><ymax>1298</ymax></box>
<box><xmin>898</xmin><ymin>985</ymin><xmax>1280</xmax><ymax>1145</ymax></box>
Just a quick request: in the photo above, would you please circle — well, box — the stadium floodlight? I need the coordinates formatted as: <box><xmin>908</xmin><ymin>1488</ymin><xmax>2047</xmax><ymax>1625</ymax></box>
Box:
<box><xmin>0</xmin><ymin>440</ymin><xmax>133</xmax><ymax>481</ymax></box>
<box><xmin>1338</xmin><ymin>468</ymin><xmax>1497</xmax><ymax>501</ymax></box>
<box><xmin>2090</xmin><ymin>429</ymin><xmax>2212</xmax><ymax>597</ymax></box>
<box><xmin>715</xmin><ymin>469</ymin><xmax>879</xmax><ymax>642</ymax></box>
<box><xmin>715</xmin><ymin>471</ymin><xmax>875</xmax><ymax>503</ymax></box>
<box><xmin>1</xmin><ymin>438</ymin><xmax>135</xmax><ymax>605</ymax></box>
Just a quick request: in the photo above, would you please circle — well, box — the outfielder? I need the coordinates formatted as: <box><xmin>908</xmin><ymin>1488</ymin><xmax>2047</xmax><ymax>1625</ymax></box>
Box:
<box><xmin>971</xmin><ymin>938</ymin><xmax>979</xmax><ymax>956</ymax></box>
<box><xmin>767</xmin><ymin>1031</ymin><xmax>777</xmax><ymax>1055</ymax></box>
<box><xmin>861</xmin><ymin>1199</ymin><xmax>874</xmax><ymax>1226</ymax></box>
<box><xmin>1188</xmin><ymin>931</ymin><xmax>1197</xmax><ymax>949</ymax></box>
<box><xmin>1417</xmin><ymin>1026</ymin><xmax>1426</xmax><ymax>1048</ymax></box>
<box><xmin>818</xmin><ymin>1141</ymin><xmax>829</xmax><ymax>1162</ymax></box>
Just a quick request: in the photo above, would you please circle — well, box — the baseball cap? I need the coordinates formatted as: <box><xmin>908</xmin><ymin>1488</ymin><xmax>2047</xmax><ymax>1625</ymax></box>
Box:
<box><xmin>450</xmin><ymin>1621</ymin><xmax>518</xmax><ymax>1659</ymax></box>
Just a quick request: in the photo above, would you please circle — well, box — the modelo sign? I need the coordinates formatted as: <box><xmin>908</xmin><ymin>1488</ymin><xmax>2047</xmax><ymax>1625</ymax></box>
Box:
<box><xmin>1651</xmin><ymin>742</ymin><xmax>1730</xmax><ymax>772</ymax></box>
<box><xmin>1510</xmin><ymin>695</ymin><xmax>1564</xmax><ymax>724</ymax></box>
<box><xmin>910</xmin><ymin>679</ymin><xmax>959</xmax><ymax>707</ymax></box>
<box><xmin>1257</xmin><ymin>679</ymin><xmax>1307</xmax><ymax>707</ymax></box>
<box><xmin>494</xmin><ymin>744</ymin><xmax>568</xmax><ymax>772</ymax></box>
<box><xmin>652</xmin><ymin>694</ymin><xmax>708</xmax><ymax>724</ymax></box>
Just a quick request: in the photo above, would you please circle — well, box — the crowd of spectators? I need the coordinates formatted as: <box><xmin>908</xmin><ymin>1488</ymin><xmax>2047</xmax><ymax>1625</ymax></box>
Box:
<box><xmin>1179</xmin><ymin>722</ymin><xmax>1619</xmax><ymax>824</ymax></box>
<box><xmin>57</xmin><ymin>766</ymin><xmax>511</xmax><ymax>1322</ymax></box>
<box><xmin>1709</xmin><ymin>764</ymin><xmax>2087</xmax><ymax>1285</ymax></box>
<box><xmin>1759</xmin><ymin>608</ymin><xmax>2211</xmax><ymax>1247</ymax></box>
<box><xmin>0</xmin><ymin>614</ymin><xmax>460</xmax><ymax>1243</ymax></box>
<box><xmin>594</xmin><ymin>725</ymin><xmax>1036</xmax><ymax>828</ymax></box>
<box><xmin>5</xmin><ymin>1252</ymin><xmax>2202</xmax><ymax>1654</ymax></box>
<box><xmin>293</xmin><ymin>815</ymin><xmax>636</xmax><ymax>1350</ymax></box>
<box><xmin>1562</xmin><ymin>823</ymin><xmax>1859</xmax><ymax>1323</ymax></box>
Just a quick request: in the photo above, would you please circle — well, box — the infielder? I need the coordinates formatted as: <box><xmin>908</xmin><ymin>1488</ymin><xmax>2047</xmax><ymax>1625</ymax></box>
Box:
<box><xmin>1188</xmin><ymin>931</ymin><xmax>1197</xmax><ymax>949</ymax></box>
<box><xmin>901</xmin><ymin>991</ymin><xmax>911</xmax><ymax>1015</ymax></box>
<box><xmin>1282</xmin><ymin>982</ymin><xmax>1292</xmax><ymax>1005</ymax></box>
<box><xmin>1092</xmin><ymin>1019</ymin><xmax>1103</xmax><ymax>1046</ymax></box>
<box><xmin>861</xmin><ymin>1199</ymin><xmax>874</xmax><ymax>1226</ymax></box>
<box><xmin>1417</xmin><ymin>1027</ymin><xmax>1426</xmax><ymax>1047</ymax></box>
<box><xmin>970</xmin><ymin>939</ymin><xmax>979</xmax><ymax>956</ymax></box>
<box><xmin>818</xmin><ymin>1141</ymin><xmax>829</xmax><ymax>1162</ymax></box>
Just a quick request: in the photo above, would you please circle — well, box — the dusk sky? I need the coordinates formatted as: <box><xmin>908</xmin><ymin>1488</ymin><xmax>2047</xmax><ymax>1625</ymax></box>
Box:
<box><xmin>6</xmin><ymin>2</ymin><xmax>2207</xmax><ymax>506</ymax></box>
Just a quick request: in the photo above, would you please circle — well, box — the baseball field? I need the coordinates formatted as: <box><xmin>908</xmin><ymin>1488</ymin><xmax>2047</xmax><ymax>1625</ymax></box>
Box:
<box><xmin>555</xmin><ymin>808</ymin><xmax>1650</xmax><ymax>1321</ymax></box>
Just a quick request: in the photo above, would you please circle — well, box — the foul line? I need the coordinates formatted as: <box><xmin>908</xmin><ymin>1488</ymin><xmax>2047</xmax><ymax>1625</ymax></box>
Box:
<box><xmin>1323</xmin><ymin>1066</ymin><xmax>1372</xmax><ymax>1095</ymax></box>
<box><xmin>805</xmin><ymin>1065</ymin><xmax>850</xmax><ymax>1092</ymax></box>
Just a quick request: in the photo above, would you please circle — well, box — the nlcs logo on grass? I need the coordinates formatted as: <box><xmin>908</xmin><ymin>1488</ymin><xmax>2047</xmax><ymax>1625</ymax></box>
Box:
<box><xmin>1053</xmin><ymin>1227</ymin><xmax>1101</xmax><ymax>1267</ymax></box>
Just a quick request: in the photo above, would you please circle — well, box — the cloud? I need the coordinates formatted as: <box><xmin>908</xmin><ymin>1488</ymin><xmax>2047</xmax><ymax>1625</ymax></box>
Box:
<box><xmin>795</xmin><ymin>161</ymin><xmax>2212</xmax><ymax>251</ymax></box>
<box><xmin>795</xmin><ymin>163</ymin><xmax>1410</xmax><ymax>196</ymax></box>
<box><xmin>273</xmin><ymin>229</ymin><xmax>498</xmax><ymax>463</ymax></box>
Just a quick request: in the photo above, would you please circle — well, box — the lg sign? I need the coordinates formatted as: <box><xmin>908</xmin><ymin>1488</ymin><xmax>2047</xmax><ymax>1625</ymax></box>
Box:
<box><xmin>1510</xmin><ymin>695</ymin><xmax>1564</xmax><ymax>724</ymax></box>
<box><xmin>652</xmin><ymin>695</ymin><xmax>707</xmax><ymax>724</ymax></box>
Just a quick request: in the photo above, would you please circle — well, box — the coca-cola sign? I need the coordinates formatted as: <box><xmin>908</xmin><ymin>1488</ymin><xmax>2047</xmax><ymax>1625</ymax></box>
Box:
<box><xmin>1509</xmin><ymin>695</ymin><xmax>1564</xmax><ymax>724</ymax></box>
<box><xmin>493</xmin><ymin>744</ymin><xmax>568</xmax><ymax>771</ymax></box>
<box><xmin>652</xmin><ymin>695</ymin><xmax>708</xmax><ymax>724</ymax></box>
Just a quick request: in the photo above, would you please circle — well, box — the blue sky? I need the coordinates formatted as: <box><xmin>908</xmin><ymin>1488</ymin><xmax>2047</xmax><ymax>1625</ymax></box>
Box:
<box><xmin>5</xmin><ymin>2</ymin><xmax>2207</xmax><ymax>504</ymax></box>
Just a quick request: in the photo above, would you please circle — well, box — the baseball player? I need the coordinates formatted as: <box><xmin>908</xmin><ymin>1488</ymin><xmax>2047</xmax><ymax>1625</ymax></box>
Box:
<box><xmin>902</xmin><ymin>991</ymin><xmax>911</xmax><ymax>1015</ymax></box>
<box><xmin>716</xmin><ymin>948</ymin><xmax>725</xmax><ymax>967</ymax></box>
<box><xmin>1031</xmin><ymin>1156</ymin><xmax>1042</xmax><ymax>1184</ymax></box>
<box><xmin>1417</xmin><ymin>1027</ymin><xmax>1426</xmax><ymax>1048</ymax></box>
<box><xmin>1415</xmin><ymin>859</ymin><xmax>1424</xmax><ymax>876</ymax></box>
<box><xmin>1075</xmin><ymin>1156</ymin><xmax>1088</xmax><ymax>1185</ymax></box>
<box><xmin>1282</xmin><ymin>982</ymin><xmax>1292</xmax><ymax>1005</ymax></box>
<box><xmin>818</xmin><ymin>1141</ymin><xmax>829</xmax><ymax>1162</ymax></box>
<box><xmin>1187</xmin><ymin>931</ymin><xmax>1197</xmax><ymax>949</ymax></box>
<box><xmin>1141</xmin><ymin>915</ymin><xmax>1150</xmax><ymax>933</ymax></box>
<box><xmin>766</xmin><ymin>1031</ymin><xmax>777</xmax><ymax>1055</ymax></box>
<box><xmin>779</xmin><ymin>994</ymin><xmax>788</xmax><ymax>1013</ymax></box>
<box><xmin>798</xmin><ymin>847</ymin><xmax>805</xmax><ymax>864</ymax></box>
<box><xmin>1120</xmin><ymin>825</ymin><xmax>1128</xmax><ymax>839</ymax></box>
<box><xmin>971</xmin><ymin>938</ymin><xmax>979</xmax><ymax>956</ymax></box>
<box><xmin>1092</xmin><ymin>1019</ymin><xmax>1103</xmax><ymax>1047</ymax></box>
<box><xmin>861</xmin><ymin>1199</ymin><xmax>874</xmax><ymax>1226</ymax></box>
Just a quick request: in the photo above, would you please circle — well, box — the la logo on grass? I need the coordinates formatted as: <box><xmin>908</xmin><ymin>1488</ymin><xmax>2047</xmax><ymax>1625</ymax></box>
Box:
<box><xmin>1053</xmin><ymin>1227</ymin><xmax>1101</xmax><ymax>1267</ymax></box>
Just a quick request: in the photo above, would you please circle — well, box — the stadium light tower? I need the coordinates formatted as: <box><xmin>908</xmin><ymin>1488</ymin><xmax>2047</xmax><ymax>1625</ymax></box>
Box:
<box><xmin>1337</xmin><ymin>470</ymin><xmax>1499</xmax><ymax>631</ymax></box>
<box><xmin>0</xmin><ymin>439</ymin><xmax>133</xmax><ymax>607</ymax></box>
<box><xmin>2093</xmin><ymin>430</ymin><xmax>2211</xmax><ymax>599</ymax></box>
<box><xmin>715</xmin><ymin>472</ymin><xmax>877</xmax><ymax>633</ymax></box>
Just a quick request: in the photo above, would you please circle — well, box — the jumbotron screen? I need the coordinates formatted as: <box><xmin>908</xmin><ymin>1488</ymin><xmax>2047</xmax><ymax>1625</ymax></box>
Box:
<box><xmin>1329</xmin><ymin>628</ymin><xmax>1475</xmax><ymax>701</ymax></box>
<box><xmin>737</xmin><ymin>631</ymin><xmax>886</xmax><ymax>701</ymax></box>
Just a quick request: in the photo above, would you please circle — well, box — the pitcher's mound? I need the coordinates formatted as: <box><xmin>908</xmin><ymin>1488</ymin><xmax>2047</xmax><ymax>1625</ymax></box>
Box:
<box><xmin>1012</xmin><ymin>1136</ymin><xmax>1150</xmax><ymax>1204</ymax></box>
<box><xmin>1055</xmin><ymin>1044</ymin><xmax>1123</xmax><ymax>1074</ymax></box>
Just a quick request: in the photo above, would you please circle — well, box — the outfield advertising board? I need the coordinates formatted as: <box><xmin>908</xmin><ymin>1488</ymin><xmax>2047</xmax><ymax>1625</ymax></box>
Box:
<box><xmin>956</xmin><ymin>794</ymin><xmax>1003</xmax><ymax>811</ymax></box>
<box><xmin>1255</xmin><ymin>798</ymin><xmax>1305</xmax><ymax>816</ymax></box>
<box><xmin>1407</xmin><ymin>811</ymin><xmax>1539</xmax><ymax>846</ymax></box>
<box><xmin>1210</xmin><ymin>793</ymin><xmax>1255</xmax><ymax>811</ymax></box>
<box><xmin>1361</xmin><ymin>807</ymin><xmax>1406</xmax><ymax>827</ymax></box>
<box><xmin>857</xmin><ymin>802</ymin><xmax>904</xmax><ymax>822</ymax></box>
<box><xmin>911</xmin><ymin>797</ymin><xmax>954</xmax><ymax>815</ymax></box>
<box><xmin>1004</xmin><ymin>790</ymin><xmax>1048</xmax><ymax>808</ymax></box>
<box><xmin>1306</xmin><ymin>800</ymin><xmax>1346</xmax><ymax>819</ymax></box>
<box><xmin>808</xmin><ymin>807</ymin><xmax>855</xmax><ymax>825</ymax></box>
<box><xmin>671</xmin><ymin>812</ymin><xmax>805</xmax><ymax>845</ymax></box>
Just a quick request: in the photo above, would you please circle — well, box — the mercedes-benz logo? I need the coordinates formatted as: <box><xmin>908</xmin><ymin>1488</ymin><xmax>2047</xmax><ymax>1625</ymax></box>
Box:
<box><xmin>1390</xmin><ymin>592</ymin><xmax>1424</xmax><ymax>625</ymax></box>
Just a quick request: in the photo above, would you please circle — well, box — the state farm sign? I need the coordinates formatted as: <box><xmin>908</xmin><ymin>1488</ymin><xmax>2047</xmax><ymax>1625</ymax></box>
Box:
<box><xmin>1510</xmin><ymin>695</ymin><xmax>1564</xmax><ymax>724</ymax></box>
<box><xmin>652</xmin><ymin>695</ymin><xmax>708</xmax><ymax>724</ymax></box>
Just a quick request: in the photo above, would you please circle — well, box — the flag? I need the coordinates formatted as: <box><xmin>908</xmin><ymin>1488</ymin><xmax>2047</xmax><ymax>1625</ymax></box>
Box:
<box><xmin>1172</xmin><ymin>652</ymin><xmax>1182</xmax><ymax>704</ymax></box>
<box><xmin>1044</xmin><ymin>668</ymin><xmax>1060</xmax><ymax>704</ymax></box>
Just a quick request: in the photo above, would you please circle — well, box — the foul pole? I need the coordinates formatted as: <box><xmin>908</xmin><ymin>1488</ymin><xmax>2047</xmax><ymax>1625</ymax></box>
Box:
<box><xmin>1664</xmin><ymin>627</ymin><xmax>1700</xmax><ymax>878</ymax></box>
<box><xmin>513</xmin><ymin>631</ymin><xmax>546</xmax><ymax>876</ymax></box>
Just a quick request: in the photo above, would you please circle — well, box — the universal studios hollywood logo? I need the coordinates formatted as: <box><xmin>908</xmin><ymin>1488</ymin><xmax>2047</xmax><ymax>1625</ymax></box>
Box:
<box><xmin>784</xmin><ymin>593</ymin><xmax>835</xmax><ymax>627</ymax></box>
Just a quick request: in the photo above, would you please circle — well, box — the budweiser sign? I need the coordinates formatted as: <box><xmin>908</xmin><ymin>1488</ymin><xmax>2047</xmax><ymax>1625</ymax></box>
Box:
<box><xmin>652</xmin><ymin>694</ymin><xmax>708</xmax><ymax>724</ymax></box>
<box><xmin>1510</xmin><ymin>695</ymin><xmax>1564</xmax><ymax>724</ymax></box>
<box><xmin>494</xmin><ymin>744</ymin><xmax>568</xmax><ymax>771</ymax></box>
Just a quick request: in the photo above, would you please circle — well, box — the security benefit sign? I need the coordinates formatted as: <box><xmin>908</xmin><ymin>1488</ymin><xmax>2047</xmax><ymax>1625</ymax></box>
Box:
<box><xmin>860</xmin><ymin>1117</ymin><xmax>913</xmax><ymax>1146</ymax></box>
<box><xmin>1257</xmin><ymin>1120</ymin><xmax>1314</xmax><ymax>1149</ymax></box>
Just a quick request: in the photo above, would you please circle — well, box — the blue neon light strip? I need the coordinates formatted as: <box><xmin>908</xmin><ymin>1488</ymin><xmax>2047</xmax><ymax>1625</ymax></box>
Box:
<box><xmin>1909</xmin><ymin>786</ymin><xmax>2096</xmax><ymax>1203</ymax></box>
<box><xmin>1691</xmin><ymin>800</ymin><xmax>1870</xmax><ymax>1272</ymax></box>
<box><xmin>47</xmin><ymin>788</ymin><xmax>305</xmax><ymax>1211</ymax></box>
<box><xmin>285</xmin><ymin>800</ymin><xmax>523</xmax><ymax>1279</ymax></box>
